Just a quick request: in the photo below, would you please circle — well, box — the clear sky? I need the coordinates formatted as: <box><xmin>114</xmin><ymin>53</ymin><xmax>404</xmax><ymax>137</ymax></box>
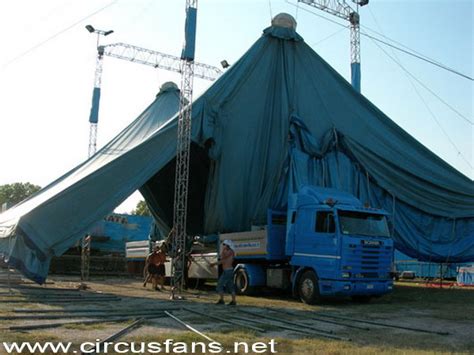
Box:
<box><xmin>0</xmin><ymin>0</ymin><xmax>472</xmax><ymax>213</ymax></box>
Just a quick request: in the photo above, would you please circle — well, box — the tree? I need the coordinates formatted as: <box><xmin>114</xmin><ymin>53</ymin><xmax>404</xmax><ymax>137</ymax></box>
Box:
<box><xmin>132</xmin><ymin>200</ymin><xmax>151</xmax><ymax>216</ymax></box>
<box><xmin>0</xmin><ymin>182</ymin><xmax>41</xmax><ymax>209</ymax></box>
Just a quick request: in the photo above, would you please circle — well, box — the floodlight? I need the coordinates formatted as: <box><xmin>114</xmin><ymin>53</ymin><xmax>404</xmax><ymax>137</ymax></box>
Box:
<box><xmin>220</xmin><ymin>60</ymin><xmax>229</xmax><ymax>69</ymax></box>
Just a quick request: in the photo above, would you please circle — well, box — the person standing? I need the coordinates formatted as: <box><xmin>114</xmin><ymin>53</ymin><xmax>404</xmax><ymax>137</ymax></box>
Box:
<box><xmin>143</xmin><ymin>245</ymin><xmax>167</xmax><ymax>291</ymax></box>
<box><xmin>211</xmin><ymin>240</ymin><xmax>237</xmax><ymax>306</ymax></box>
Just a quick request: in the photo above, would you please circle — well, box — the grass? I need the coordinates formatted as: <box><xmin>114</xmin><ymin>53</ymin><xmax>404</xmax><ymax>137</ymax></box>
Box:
<box><xmin>0</xmin><ymin>331</ymin><xmax>61</xmax><ymax>355</ymax></box>
<box><xmin>0</xmin><ymin>279</ymin><xmax>473</xmax><ymax>354</ymax></box>
<box><xmin>126</xmin><ymin>330</ymin><xmax>473</xmax><ymax>355</ymax></box>
<box><xmin>343</xmin><ymin>283</ymin><xmax>474</xmax><ymax>321</ymax></box>
<box><xmin>234</xmin><ymin>282</ymin><xmax>474</xmax><ymax>320</ymax></box>
<box><xmin>1</xmin><ymin>330</ymin><xmax>472</xmax><ymax>355</ymax></box>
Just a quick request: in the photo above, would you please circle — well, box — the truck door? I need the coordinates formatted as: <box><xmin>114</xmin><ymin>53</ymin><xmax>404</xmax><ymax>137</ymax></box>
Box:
<box><xmin>309</xmin><ymin>210</ymin><xmax>339</xmax><ymax>278</ymax></box>
<box><xmin>293</xmin><ymin>209</ymin><xmax>339</xmax><ymax>279</ymax></box>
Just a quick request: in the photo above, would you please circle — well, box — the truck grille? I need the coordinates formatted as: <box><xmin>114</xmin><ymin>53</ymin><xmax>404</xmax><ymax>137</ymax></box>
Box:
<box><xmin>344</xmin><ymin>240</ymin><xmax>392</xmax><ymax>278</ymax></box>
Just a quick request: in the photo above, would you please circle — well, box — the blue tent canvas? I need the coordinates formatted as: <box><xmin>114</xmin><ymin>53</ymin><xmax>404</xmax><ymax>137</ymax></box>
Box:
<box><xmin>0</xmin><ymin>82</ymin><xmax>181</xmax><ymax>282</ymax></box>
<box><xmin>1</xmin><ymin>14</ymin><xmax>473</xmax><ymax>283</ymax></box>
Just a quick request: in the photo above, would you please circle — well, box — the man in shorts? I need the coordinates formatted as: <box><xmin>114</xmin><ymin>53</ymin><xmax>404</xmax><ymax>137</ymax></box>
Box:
<box><xmin>211</xmin><ymin>240</ymin><xmax>236</xmax><ymax>306</ymax></box>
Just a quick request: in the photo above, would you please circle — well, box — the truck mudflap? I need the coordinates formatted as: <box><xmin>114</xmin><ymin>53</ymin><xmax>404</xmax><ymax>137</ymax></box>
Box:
<box><xmin>318</xmin><ymin>279</ymin><xmax>393</xmax><ymax>297</ymax></box>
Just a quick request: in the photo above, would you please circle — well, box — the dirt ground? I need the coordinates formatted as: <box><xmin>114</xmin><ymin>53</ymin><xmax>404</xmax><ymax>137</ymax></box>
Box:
<box><xmin>0</xmin><ymin>276</ymin><xmax>473</xmax><ymax>354</ymax></box>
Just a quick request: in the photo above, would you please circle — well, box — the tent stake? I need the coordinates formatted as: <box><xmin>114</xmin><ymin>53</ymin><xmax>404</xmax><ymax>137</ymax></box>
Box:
<box><xmin>225</xmin><ymin>310</ymin><xmax>350</xmax><ymax>341</ymax></box>
<box><xmin>81</xmin><ymin>318</ymin><xmax>145</xmax><ymax>354</ymax></box>
<box><xmin>164</xmin><ymin>311</ymin><xmax>221</xmax><ymax>345</ymax></box>
<box><xmin>238</xmin><ymin>309</ymin><xmax>341</xmax><ymax>337</ymax></box>
<box><xmin>312</xmin><ymin>313</ymin><xmax>450</xmax><ymax>335</ymax></box>
<box><xmin>268</xmin><ymin>308</ymin><xmax>370</xmax><ymax>330</ymax></box>
<box><xmin>181</xmin><ymin>307</ymin><xmax>265</xmax><ymax>332</ymax></box>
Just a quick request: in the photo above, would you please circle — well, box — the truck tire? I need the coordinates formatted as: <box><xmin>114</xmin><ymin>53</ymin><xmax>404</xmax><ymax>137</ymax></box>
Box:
<box><xmin>234</xmin><ymin>268</ymin><xmax>255</xmax><ymax>295</ymax></box>
<box><xmin>298</xmin><ymin>270</ymin><xmax>321</xmax><ymax>304</ymax></box>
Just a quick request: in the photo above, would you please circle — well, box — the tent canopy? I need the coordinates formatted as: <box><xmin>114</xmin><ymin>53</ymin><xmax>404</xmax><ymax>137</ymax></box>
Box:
<box><xmin>0</xmin><ymin>82</ymin><xmax>182</xmax><ymax>282</ymax></box>
<box><xmin>1</xmin><ymin>14</ymin><xmax>473</xmax><ymax>283</ymax></box>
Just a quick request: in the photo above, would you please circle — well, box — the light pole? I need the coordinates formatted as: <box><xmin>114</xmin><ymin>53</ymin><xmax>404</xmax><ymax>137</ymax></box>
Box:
<box><xmin>85</xmin><ymin>25</ymin><xmax>114</xmax><ymax>158</ymax></box>
<box><xmin>81</xmin><ymin>25</ymin><xmax>113</xmax><ymax>282</ymax></box>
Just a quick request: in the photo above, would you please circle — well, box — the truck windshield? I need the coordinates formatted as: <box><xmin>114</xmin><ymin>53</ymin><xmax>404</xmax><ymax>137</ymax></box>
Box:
<box><xmin>338</xmin><ymin>211</ymin><xmax>390</xmax><ymax>237</ymax></box>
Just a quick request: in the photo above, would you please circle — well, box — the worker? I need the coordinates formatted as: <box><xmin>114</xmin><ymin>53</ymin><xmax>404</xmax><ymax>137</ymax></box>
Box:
<box><xmin>143</xmin><ymin>244</ymin><xmax>166</xmax><ymax>291</ymax></box>
<box><xmin>162</xmin><ymin>227</ymin><xmax>175</xmax><ymax>255</ymax></box>
<box><xmin>210</xmin><ymin>240</ymin><xmax>236</xmax><ymax>306</ymax></box>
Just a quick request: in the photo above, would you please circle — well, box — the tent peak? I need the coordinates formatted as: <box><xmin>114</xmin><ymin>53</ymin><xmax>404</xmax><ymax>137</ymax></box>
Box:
<box><xmin>271</xmin><ymin>13</ymin><xmax>297</xmax><ymax>30</ymax></box>
<box><xmin>157</xmin><ymin>81</ymin><xmax>179</xmax><ymax>96</ymax></box>
<box><xmin>264</xmin><ymin>13</ymin><xmax>302</xmax><ymax>41</ymax></box>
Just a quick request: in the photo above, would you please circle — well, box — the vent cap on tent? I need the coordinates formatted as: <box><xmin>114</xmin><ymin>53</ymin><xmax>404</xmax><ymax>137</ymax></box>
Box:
<box><xmin>161</xmin><ymin>81</ymin><xmax>178</xmax><ymax>91</ymax></box>
<box><xmin>157</xmin><ymin>81</ymin><xmax>179</xmax><ymax>96</ymax></box>
<box><xmin>271</xmin><ymin>13</ymin><xmax>297</xmax><ymax>30</ymax></box>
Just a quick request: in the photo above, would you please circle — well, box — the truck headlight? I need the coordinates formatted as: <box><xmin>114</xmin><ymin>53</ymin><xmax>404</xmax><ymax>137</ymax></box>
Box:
<box><xmin>342</xmin><ymin>272</ymin><xmax>351</xmax><ymax>278</ymax></box>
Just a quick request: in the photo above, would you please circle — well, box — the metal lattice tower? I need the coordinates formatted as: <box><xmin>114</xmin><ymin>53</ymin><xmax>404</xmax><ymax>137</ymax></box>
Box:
<box><xmin>171</xmin><ymin>0</ymin><xmax>198</xmax><ymax>299</ymax></box>
<box><xmin>86</xmin><ymin>26</ymin><xmax>113</xmax><ymax>158</ymax></box>
<box><xmin>82</xmin><ymin>21</ymin><xmax>219</xmax><ymax>283</ymax></box>
<box><xmin>87</xmin><ymin>48</ymin><xmax>104</xmax><ymax>157</ymax></box>
<box><xmin>80</xmin><ymin>236</ymin><xmax>91</xmax><ymax>281</ymax></box>
<box><xmin>349</xmin><ymin>11</ymin><xmax>361</xmax><ymax>65</ymax></box>
<box><xmin>82</xmin><ymin>26</ymin><xmax>113</xmax><ymax>281</ymax></box>
<box><xmin>88</xmin><ymin>124</ymin><xmax>98</xmax><ymax>157</ymax></box>
<box><xmin>298</xmin><ymin>0</ymin><xmax>369</xmax><ymax>92</ymax></box>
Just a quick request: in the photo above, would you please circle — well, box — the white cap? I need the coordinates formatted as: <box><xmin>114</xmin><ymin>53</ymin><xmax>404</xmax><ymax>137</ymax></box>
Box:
<box><xmin>222</xmin><ymin>239</ymin><xmax>235</xmax><ymax>252</ymax></box>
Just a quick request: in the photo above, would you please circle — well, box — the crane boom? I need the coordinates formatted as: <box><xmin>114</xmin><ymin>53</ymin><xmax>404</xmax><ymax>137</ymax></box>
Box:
<box><xmin>298</xmin><ymin>0</ymin><xmax>352</xmax><ymax>20</ymax></box>
<box><xmin>100</xmin><ymin>42</ymin><xmax>221</xmax><ymax>81</ymax></box>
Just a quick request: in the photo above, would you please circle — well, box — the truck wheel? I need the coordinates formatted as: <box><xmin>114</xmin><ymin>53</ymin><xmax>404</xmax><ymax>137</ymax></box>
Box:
<box><xmin>234</xmin><ymin>268</ymin><xmax>255</xmax><ymax>295</ymax></box>
<box><xmin>298</xmin><ymin>270</ymin><xmax>320</xmax><ymax>304</ymax></box>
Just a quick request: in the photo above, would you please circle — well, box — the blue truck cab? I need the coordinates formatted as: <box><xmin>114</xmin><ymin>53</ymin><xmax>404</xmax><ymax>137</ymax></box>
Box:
<box><xmin>221</xmin><ymin>186</ymin><xmax>394</xmax><ymax>304</ymax></box>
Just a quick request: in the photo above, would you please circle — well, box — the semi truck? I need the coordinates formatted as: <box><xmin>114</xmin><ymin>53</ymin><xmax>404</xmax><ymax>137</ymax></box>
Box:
<box><xmin>125</xmin><ymin>186</ymin><xmax>394</xmax><ymax>304</ymax></box>
<box><xmin>221</xmin><ymin>186</ymin><xmax>394</xmax><ymax>304</ymax></box>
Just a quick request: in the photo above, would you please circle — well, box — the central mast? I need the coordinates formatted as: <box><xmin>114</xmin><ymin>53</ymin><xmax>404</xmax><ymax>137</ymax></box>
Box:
<box><xmin>171</xmin><ymin>0</ymin><xmax>198</xmax><ymax>299</ymax></box>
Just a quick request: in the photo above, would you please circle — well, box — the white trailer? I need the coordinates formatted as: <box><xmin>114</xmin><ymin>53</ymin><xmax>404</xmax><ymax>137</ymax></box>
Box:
<box><xmin>125</xmin><ymin>240</ymin><xmax>218</xmax><ymax>280</ymax></box>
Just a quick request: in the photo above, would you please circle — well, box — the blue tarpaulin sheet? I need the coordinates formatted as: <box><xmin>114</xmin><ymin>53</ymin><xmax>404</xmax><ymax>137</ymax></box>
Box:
<box><xmin>89</xmin><ymin>87</ymin><xmax>101</xmax><ymax>124</ymax></box>
<box><xmin>457</xmin><ymin>266</ymin><xmax>474</xmax><ymax>285</ymax></box>
<box><xmin>0</xmin><ymin>20</ymin><xmax>473</xmax><ymax>283</ymax></box>
<box><xmin>88</xmin><ymin>214</ymin><xmax>153</xmax><ymax>253</ymax></box>
<box><xmin>181</xmin><ymin>6</ymin><xmax>197</xmax><ymax>61</ymax></box>
<box><xmin>351</xmin><ymin>62</ymin><xmax>361</xmax><ymax>93</ymax></box>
